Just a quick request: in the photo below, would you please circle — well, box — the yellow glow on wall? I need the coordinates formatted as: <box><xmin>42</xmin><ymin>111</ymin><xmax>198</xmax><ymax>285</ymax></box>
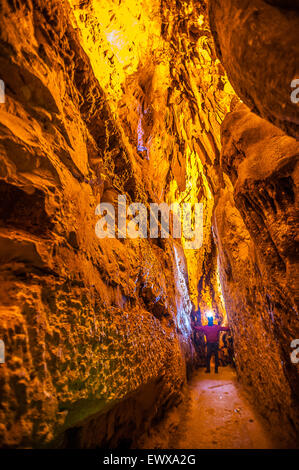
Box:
<box><xmin>68</xmin><ymin>0</ymin><xmax>235</xmax><ymax>324</ymax></box>
<box><xmin>68</xmin><ymin>0</ymin><xmax>162</xmax><ymax>104</ymax></box>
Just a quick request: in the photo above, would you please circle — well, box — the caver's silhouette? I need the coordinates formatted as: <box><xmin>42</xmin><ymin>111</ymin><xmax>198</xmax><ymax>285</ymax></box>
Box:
<box><xmin>193</xmin><ymin>316</ymin><xmax>229</xmax><ymax>373</ymax></box>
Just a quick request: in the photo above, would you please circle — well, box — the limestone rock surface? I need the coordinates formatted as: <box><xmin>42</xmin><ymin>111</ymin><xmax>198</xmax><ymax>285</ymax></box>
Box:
<box><xmin>209</xmin><ymin>0</ymin><xmax>299</xmax><ymax>139</ymax></box>
<box><xmin>214</xmin><ymin>103</ymin><xmax>299</xmax><ymax>446</ymax></box>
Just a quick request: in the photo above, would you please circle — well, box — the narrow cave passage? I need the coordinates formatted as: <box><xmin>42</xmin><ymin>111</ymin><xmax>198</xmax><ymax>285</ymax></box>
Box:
<box><xmin>139</xmin><ymin>368</ymin><xmax>274</xmax><ymax>449</ymax></box>
<box><xmin>0</xmin><ymin>0</ymin><xmax>298</xmax><ymax>452</ymax></box>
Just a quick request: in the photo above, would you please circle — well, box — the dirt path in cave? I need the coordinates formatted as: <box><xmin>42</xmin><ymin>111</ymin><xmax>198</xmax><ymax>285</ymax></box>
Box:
<box><xmin>139</xmin><ymin>368</ymin><xmax>276</xmax><ymax>449</ymax></box>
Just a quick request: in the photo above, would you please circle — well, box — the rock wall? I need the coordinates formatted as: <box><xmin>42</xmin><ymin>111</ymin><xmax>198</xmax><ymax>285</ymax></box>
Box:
<box><xmin>214</xmin><ymin>103</ymin><xmax>299</xmax><ymax>446</ymax></box>
<box><xmin>67</xmin><ymin>0</ymin><xmax>234</xmax><ymax>317</ymax></box>
<box><xmin>0</xmin><ymin>0</ymin><xmax>197</xmax><ymax>447</ymax></box>
<box><xmin>208</xmin><ymin>0</ymin><xmax>299</xmax><ymax>446</ymax></box>
<box><xmin>0</xmin><ymin>0</ymin><xmax>236</xmax><ymax>448</ymax></box>
<box><xmin>1</xmin><ymin>0</ymin><xmax>298</xmax><ymax>449</ymax></box>
<box><xmin>208</xmin><ymin>0</ymin><xmax>299</xmax><ymax>139</ymax></box>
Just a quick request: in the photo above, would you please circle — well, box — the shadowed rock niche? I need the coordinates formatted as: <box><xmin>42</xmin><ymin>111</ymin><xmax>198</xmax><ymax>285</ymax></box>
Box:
<box><xmin>0</xmin><ymin>0</ymin><xmax>298</xmax><ymax>449</ymax></box>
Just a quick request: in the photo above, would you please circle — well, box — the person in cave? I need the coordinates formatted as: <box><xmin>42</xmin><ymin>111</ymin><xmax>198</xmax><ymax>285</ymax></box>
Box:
<box><xmin>192</xmin><ymin>314</ymin><xmax>230</xmax><ymax>373</ymax></box>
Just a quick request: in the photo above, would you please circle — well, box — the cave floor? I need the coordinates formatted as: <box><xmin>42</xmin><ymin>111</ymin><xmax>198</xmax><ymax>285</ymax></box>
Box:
<box><xmin>139</xmin><ymin>367</ymin><xmax>276</xmax><ymax>449</ymax></box>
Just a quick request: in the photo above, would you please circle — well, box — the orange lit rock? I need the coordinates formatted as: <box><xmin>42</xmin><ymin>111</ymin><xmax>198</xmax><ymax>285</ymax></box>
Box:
<box><xmin>214</xmin><ymin>103</ymin><xmax>299</xmax><ymax>446</ymax></box>
<box><xmin>1</xmin><ymin>0</ymin><xmax>298</xmax><ymax>450</ymax></box>
<box><xmin>68</xmin><ymin>0</ymin><xmax>234</xmax><ymax>319</ymax></box>
<box><xmin>0</xmin><ymin>0</ymin><xmax>195</xmax><ymax>447</ymax></box>
<box><xmin>209</xmin><ymin>0</ymin><xmax>299</xmax><ymax>139</ymax></box>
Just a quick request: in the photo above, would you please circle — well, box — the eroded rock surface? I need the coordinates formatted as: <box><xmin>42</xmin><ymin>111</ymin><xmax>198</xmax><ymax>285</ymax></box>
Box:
<box><xmin>214</xmin><ymin>103</ymin><xmax>299</xmax><ymax>446</ymax></box>
<box><xmin>209</xmin><ymin>0</ymin><xmax>299</xmax><ymax>139</ymax></box>
<box><xmin>0</xmin><ymin>0</ymin><xmax>298</xmax><ymax>449</ymax></box>
<box><xmin>0</xmin><ymin>0</ymin><xmax>196</xmax><ymax>447</ymax></box>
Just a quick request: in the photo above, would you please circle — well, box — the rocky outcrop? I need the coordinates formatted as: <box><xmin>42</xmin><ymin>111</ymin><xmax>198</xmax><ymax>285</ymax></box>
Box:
<box><xmin>208</xmin><ymin>0</ymin><xmax>299</xmax><ymax>139</ymax></box>
<box><xmin>214</xmin><ymin>103</ymin><xmax>299</xmax><ymax>447</ymax></box>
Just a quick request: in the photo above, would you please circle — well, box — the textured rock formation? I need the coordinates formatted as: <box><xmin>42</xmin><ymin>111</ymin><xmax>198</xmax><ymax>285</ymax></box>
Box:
<box><xmin>0</xmin><ymin>0</ymin><xmax>197</xmax><ymax>447</ymax></box>
<box><xmin>214</xmin><ymin>103</ymin><xmax>299</xmax><ymax>446</ymax></box>
<box><xmin>209</xmin><ymin>0</ymin><xmax>299</xmax><ymax>139</ymax></box>
<box><xmin>0</xmin><ymin>0</ymin><xmax>298</xmax><ymax>450</ymax></box>
<box><xmin>68</xmin><ymin>0</ymin><xmax>233</xmax><ymax>317</ymax></box>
